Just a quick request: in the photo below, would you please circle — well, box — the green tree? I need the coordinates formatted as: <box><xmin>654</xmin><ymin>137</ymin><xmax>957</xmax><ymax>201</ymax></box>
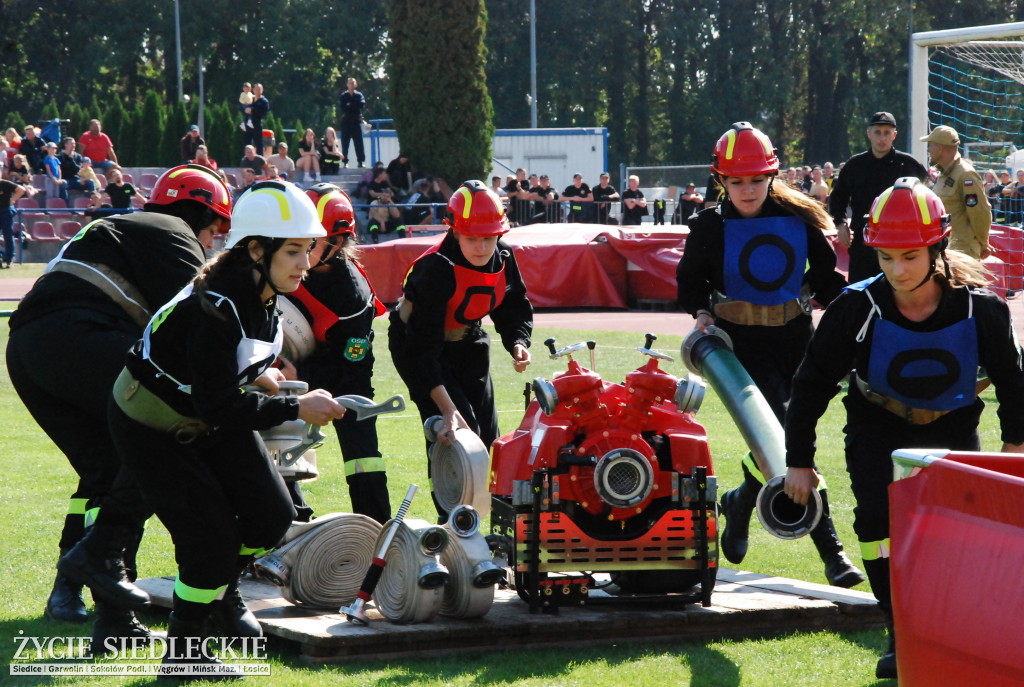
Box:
<box><xmin>163</xmin><ymin>99</ymin><xmax>189</xmax><ymax>165</ymax></box>
<box><xmin>102</xmin><ymin>99</ymin><xmax>129</xmax><ymax>159</ymax></box>
<box><xmin>389</xmin><ymin>0</ymin><xmax>494</xmax><ymax>184</ymax></box>
<box><xmin>137</xmin><ymin>90</ymin><xmax>167</xmax><ymax>166</ymax></box>
<box><xmin>206</xmin><ymin>101</ymin><xmax>236</xmax><ymax>171</ymax></box>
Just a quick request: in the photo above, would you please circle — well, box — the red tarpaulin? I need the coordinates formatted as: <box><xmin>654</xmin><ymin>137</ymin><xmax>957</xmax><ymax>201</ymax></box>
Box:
<box><xmin>890</xmin><ymin>451</ymin><xmax>1024</xmax><ymax>686</ymax></box>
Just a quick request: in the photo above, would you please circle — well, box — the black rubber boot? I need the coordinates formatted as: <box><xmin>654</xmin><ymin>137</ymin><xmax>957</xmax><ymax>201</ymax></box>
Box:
<box><xmin>159</xmin><ymin>612</ymin><xmax>241</xmax><ymax>682</ymax></box>
<box><xmin>58</xmin><ymin>526</ymin><xmax>151</xmax><ymax>611</ymax></box>
<box><xmin>808</xmin><ymin>490</ymin><xmax>866</xmax><ymax>588</ymax></box>
<box><xmin>876</xmin><ymin>627</ymin><xmax>897</xmax><ymax>679</ymax></box>
<box><xmin>719</xmin><ymin>480</ymin><xmax>757</xmax><ymax>564</ymax></box>
<box><xmin>44</xmin><ymin>549</ymin><xmax>88</xmax><ymax>623</ymax></box>
<box><xmin>88</xmin><ymin>601</ymin><xmax>152</xmax><ymax>656</ymax></box>
<box><xmin>208</xmin><ymin>558</ymin><xmax>262</xmax><ymax>638</ymax></box>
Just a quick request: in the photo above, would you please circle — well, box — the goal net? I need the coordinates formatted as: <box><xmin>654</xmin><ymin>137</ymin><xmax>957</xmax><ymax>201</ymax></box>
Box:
<box><xmin>910</xmin><ymin>22</ymin><xmax>1024</xmax><ymax>172</ymax></box>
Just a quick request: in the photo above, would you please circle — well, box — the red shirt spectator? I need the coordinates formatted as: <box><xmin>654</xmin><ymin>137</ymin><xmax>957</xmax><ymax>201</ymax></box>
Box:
<box><xmin>78</xmin><ymin>119</ymin><xmax>120</xmax><ymax>175</ymax></box>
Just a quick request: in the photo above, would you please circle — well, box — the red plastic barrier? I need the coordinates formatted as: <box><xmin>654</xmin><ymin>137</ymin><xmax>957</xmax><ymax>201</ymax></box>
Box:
<box><xmin>890</xmin><ymin>451</ymin><xmax>1024</xmax><ymax>686</ymax></box>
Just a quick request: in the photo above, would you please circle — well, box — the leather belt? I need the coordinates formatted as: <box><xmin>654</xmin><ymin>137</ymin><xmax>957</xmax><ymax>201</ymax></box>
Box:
<box><xmin>49</xmin><ymin>260</ymin><xmax>151</xmax><ymax>328</ymax></box>
<box><xmin>712</xmin><ymin>297</ymin><xmax>807</xmax><ymax>327</ymax></box>
<box><xmin>113</xmin><ymin>368</ymin><xmax>211</xmax><ymax>443</ymax></box>
<box><xmin>852</xmin><ymin>373</ymin><xmax>989</xmax><ymax>426</ymax></box>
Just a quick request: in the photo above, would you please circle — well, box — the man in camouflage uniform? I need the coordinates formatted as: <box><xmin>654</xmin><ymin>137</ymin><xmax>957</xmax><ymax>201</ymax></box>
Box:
<box><xmin>921</xmin><ymin>125</ymin><xmax>991</xmax><ymax>259</ymax></box>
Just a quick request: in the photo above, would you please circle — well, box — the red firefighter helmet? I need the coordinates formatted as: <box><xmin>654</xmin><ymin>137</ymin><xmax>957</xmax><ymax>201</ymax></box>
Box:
<box><xmin>865</xmin><ymin>177</ymin><xmax>950</xmax><ymax>249</ymax></box>
<box><xmin>305</xmin><ymin>183</ymin><xmax>355</xmax><ymax>237</ymax></box>
<box><xmin>443</xmin><ymin>180</ymin><xmax>509</xmax><ymax>237</ymax></box>
<box><xmin>145</xmin><ymin>164</ymin><xmax>232</xmax><ymax>224</ymax></box>
<box><xmin>710</xmin><ymin>122</ymin><xmax>780</xmax><ymax>177</ymax></box>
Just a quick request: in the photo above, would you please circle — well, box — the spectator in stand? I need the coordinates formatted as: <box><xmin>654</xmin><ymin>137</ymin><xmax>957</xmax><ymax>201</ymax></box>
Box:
<box><xmin>58</xmin><ymin>137</ymin><xmax>97</xmax><ymax>196</ymax></box>
<box><xmin>368</xmin><ymin>188</ymin><xmax>406</xmax><ymax>242</ymax></box>
<box><xmin>268</xmin><ymin>142</ymin><xmax>295</xmax><ymax>181</ymax></box>
<box><xmin>239</xmin><ymin>145</ymin><xmax>267</xmax><ymax>178</ymax></box>
<box><xmin>5</xmin><ymin>127</ymin><xmax>23</xmax><ymax>157</ymax></box>
<box><xmin>320</xmin><ymin>127</ymin><xmax>342</xmax><ymax>176</ymax></box>
<box><xmin>532</xmin><ymin>174</ymin><xmax>560</xmax><ymax>223</ymax></box>
<box><xmin>491</xmin><ymin>175</ymin><xmax>507</xmax><ymax>199</ymax></box>
<box><xmin>386</xmin><ymin>152</ymin><xmax>413</xmax><ymax>198</ymax></box>
<box><xmin>43</xmin><ymin>141</ymin><xmax>69</xmax><ymax>204</ymax></box>
<box><xmin>785</xmin><ymin>167</ymin><xmax>799</xmax><ymax>189</ymax></box>
<box><xmin>561</xmin><ymin>173</ymin><xmax>592</xmax><ymax>223</ymax></box>
<box><xmin>78</xmin><ymin>119</ymin><xmax>120</xmax><ymax>179</ymax></box>
<box><xmin>591</xmin><ymin>172</ymin><xmax>620</xmax><ymax>224</ymax></box>
<box><xmin>808</xmin><ymin>165</ymin><xmax>829</xmax><ymax>204</ymax></box>
<box><xmin>238</xmin><ymin>82</ymin><xmax>254</xmax><ymax>131</ymax></box>
<box><xmin>402</xmin><ymin>178</ymin><xmax>436</xmax><ymax>226</ymax></box>
<box><xmin>105</xmin><ymin>169</ymin><xmax>146</xmax><ymax>214</ymax></box>
<box><xmin>243</xmin><ymin>83</ymin><xmax>270</xmax><ymax>152</ymax></box>
<box><xmin>1</xmin><ymin>173</ymin><xmax>26</xmax><ymax>268</ymax></box>
<box><xmin>20</xmin><ymin>125</ymin><xmax>46</xmax><ymax>174</ymax></box>
<box><xmin>295</xmin><ymin>128</ymin><xmax>321</xmax><ymax>183</ymax></box>
<box><xmin>266</xmin><ymin>165</ymin><xmax>280</xmax><ymax>181</ymax></box>
<box><xmin>338</xmin><ymin>77</ymin><xmax>366</xmax><ymax>168</ymax></box>
<box><xmin>367</xmin><ymin>163</ymin><xmax>393</xmax><ymax>201</ymax></box>
<box><xmin>1009</xmin><ymin>169</ymin><xmax>1024</xmax><ymax>224</ymax></box>
<box><xmin>674</xmin><ymin>182</ymin><xmax>704</xmax><ymax>224</ymax></box>
<box><xmin>504</xmin><ymin>168</ymin><xmax>532</xmax><ymax>226</ymax></box>
<box><xmin>823</xmin><ymin>161</ymin><xmax>836</xmax><ymax>191</ymax></box>
<box><xmin>9</xmin><ymin>154</ymin><xmax>38</xmax><ymax>197</ymax></box>
<box><xmin>193</xmin><ymin>145</ymin><xmax>217</xmax><ymax>171</ymax></box>
<box><xmin>830</xmin><ymin>111</ymin><xmax>929</xmax><ymax>283</ymax></box>
<box><xmin>0</xmin><ymin>138</ymin><xmax>10</xmax><ymax>176</ymax></box>
<box><xmin>621</xmin><ymin>174</ymin><xmax>648</xmax><ymax>225</ymax></box>
<box><xmin>983</xmin><ymin>169</ymin><xmax>1001</xmax><ymax>200</ymax></box>
<box><xmin>992</xmin><ymin>169</ymin><xmax>1013</xmax><ymax>222</ymax></box>
<box><xmin>234</xmin><ymin>168</ymin><xmax>257</xmax><ymax>201</ymax></box>
<box><xmin>179</xmin><ymin>125</ymin><xmax>205</xmax><ymax>164</ymax></box>
<box><xmin>77</xmin><ymin>158</ymin><xmax>101</xmax><ymax>201</ymax></box>
<box><xmin>800</xmin><ymin>165</ymin><xmax>813</xmax><ymax>193</ymax></box>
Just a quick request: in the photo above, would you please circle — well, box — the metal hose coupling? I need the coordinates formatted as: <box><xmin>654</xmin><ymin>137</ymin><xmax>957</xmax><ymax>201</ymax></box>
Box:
<box><xmin>681</xmin><ymin>326</ymin><xmax>822</xmax><ymax>539</ymax></box>
<box><xmin>372</xmin><ymin>518</ymin><xmax>451</xmax><ymax>623</ymax></box>
<box><xmin>253</xmin><ymin>512</ymin><xmax>382</xmax><ymax>608</ymax></box>
<box><xmin>439</xmin><ymin>505</ymin><xmax>501</xmax><ymax>618</ymax></box>
<box><xmin>424</xmin><ymin>416</ymin><xmax>492</xmax><ymax>518</ymax></box>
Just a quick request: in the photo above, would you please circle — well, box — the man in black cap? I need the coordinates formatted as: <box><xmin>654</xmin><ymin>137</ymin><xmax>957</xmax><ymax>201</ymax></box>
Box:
<box><xmin>828</xmin><ymin>112</ymin><xmax>929</xmax><ymax>283</ymax></box>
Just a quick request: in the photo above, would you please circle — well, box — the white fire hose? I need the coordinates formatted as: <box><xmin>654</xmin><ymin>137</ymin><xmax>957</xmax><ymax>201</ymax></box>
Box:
<box><xmin>424</xmin><ymin>417</ymin><xmax>491</xmax><ymax>518</ymax></box>
<box><xmin>439</xmin><ymin>505</ymin><xmax>503</xmax><ymax>618</ymax></box>
<box><xmin>372</xmin><ymin>518</ymin><xmax>450</xmax><ymax>624</ymax></box>
<box><xmin>253</xmin><ymin>513</ymin><xmax>382</xmax><ymax>608</ymax></box>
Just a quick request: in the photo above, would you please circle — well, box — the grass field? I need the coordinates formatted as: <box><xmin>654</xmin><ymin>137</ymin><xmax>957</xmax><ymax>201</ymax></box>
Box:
<box><xmin>1</xmin><ymin>268</ymin><xmax>1005</xmax><ymax>685</ymax></box>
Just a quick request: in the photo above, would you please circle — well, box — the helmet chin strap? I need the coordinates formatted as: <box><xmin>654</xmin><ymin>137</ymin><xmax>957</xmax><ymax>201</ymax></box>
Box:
<box><xmin>909</xmin><ymin>242</ymin><xmax>949</xmax><ymax>291</ymax></box>
<box><xmin>314</xmin><ymin>236</ymin><xmax>343</xmax><ymax>268</ymax></box>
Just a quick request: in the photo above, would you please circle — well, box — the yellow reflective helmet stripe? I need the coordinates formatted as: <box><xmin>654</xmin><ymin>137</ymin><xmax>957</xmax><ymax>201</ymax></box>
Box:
<box><xmin>756</xmin><ymin>131</ymin><xmax>773</xmax><ymax>157</ymax></box>
<box><xmin>914</xmin><ymin>185</ymin><xmax>931</xmax><ymax>224</ymax></box>
<box><xmin>859</xmin><ymin>538</ymin><xmax>891</xmax><ymax>560</ymax></box>
<box><xmin>724</xmin><ymin>129</ymin><xmax>737</xmax><ymax>160</ymax></box>
<box><xmin>315</xmin><ymin>191</ymin><xmax>342</xmax><ymax>223</ymax></box>
<box><xmin>174</xmin><ymin>575</ymin><xmax>228</xmax><ymax>604</ymax></box>
<box><xmin>456</xmin><ymin>185</ymin><xmax>474</xmax><ymax>219</ymax></box>
<box><xmin>251</xmin><ymin>187</ymin><xmax>291</xmax><ymax>221</ymax></box>
<box><xmin>872</xmin><ymin>187</ymin><xmax>894</xmax><ymax>223</ymax></box>
<box><xmin>344</xmin><ymin>457</ymin><xmax>387</xmax><ymax>477</ymax></box>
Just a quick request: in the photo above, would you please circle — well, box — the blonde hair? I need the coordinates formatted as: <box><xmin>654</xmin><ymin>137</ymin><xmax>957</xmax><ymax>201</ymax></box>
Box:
<box><xmin>719</xmin><ymin>173</ymin><xmax>835</xmax><ymax>232</ymax></box>
<box><xmin>936</xmin><ymin>248</ymin><xmax>990</xmax><ymax>288</ymax></box>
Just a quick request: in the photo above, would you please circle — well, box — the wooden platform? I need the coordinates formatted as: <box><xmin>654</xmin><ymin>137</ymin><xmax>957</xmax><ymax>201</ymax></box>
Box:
<box><xmin>135</xmin><ymin>569</ymin><xmax>884</xmax><ymax>663</ymax></box>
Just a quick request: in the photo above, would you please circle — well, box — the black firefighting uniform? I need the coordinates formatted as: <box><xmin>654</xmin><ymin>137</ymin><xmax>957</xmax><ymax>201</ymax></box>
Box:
<box><xmin>287</xmin><ymin>255</ymin><xmax>391</xmax><ymax>523</ymax></box>
<box><xmin>676</xmin><ymin>196</ymin><xmax>847</xmax><ymax>437</ymax></box>
<box><xmin>828</xmin><ymin>148</ymin><xmax>928</xmax><ymax>284</ymax></box>
<box><xmin>388</xmin><ymin>233</ymin><xmax>532</xmax><ymax>516</ymax></box>
<box><xmin>109</xmin><ymin>266</ymin><xmax>296</xmax><ymax>611</ymax></box>
<box><xmin>785</xmin><ymin>276</ymin><xmax>1024</xmax><ymax>617</ymax></box>
<box><xmin>6</xmin><ymin>213</ymin><xmax>206</xmax><ymax>557</ymax></box>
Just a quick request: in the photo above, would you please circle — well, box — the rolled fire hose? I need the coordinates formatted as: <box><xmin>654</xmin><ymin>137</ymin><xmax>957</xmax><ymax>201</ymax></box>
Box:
<box><xmin>253</xmin><ymin>512</ymin><xmax>382</xmax><ymax>608</ymax></box>
<box><xmin>372</xmin><ymin>518</ymin><xmax>451</xmax><ymax>624</ymax></box>
<box><xmin>439</xmin><ymin>505</ymin><xmax>504</xmax><ymax>618</ymax></box>
<box><xmin>424</xmin><ymin>416</ymin><xmax>491</xmax><ymax>518</ymax></box>
<box><xmin>681</xmin><ymin>326</ymin><xmax>822</xmax><ymax>539</ymax></box>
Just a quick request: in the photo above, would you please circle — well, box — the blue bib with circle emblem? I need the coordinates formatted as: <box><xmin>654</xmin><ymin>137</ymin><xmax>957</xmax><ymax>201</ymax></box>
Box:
<box><xmin>723</xmin><ymin>215</ymin><xmax>807</xmax><ymax>305</ymax></box>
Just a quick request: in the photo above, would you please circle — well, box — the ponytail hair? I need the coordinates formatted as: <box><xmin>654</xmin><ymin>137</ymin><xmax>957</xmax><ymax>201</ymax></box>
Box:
<box><xmin>934</xmin><ymin>247</ymin><xmax>991</xmax><ymax>288</ymax></box>
<box><xmin>768</xmin><ymin>177</ymin><xmax>835</xmax><ymax>233</ymax></box>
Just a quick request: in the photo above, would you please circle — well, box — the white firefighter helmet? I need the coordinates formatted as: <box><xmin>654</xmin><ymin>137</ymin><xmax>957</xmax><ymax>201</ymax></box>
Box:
<box><xmin>277</xmin><ymin>297</ymin><xmax>316</xmax><ymax>361</ymax></box>
<box><xmin>226</xmin><ymin>180</ymin><xmax>326</xmax><ymax>249</ymax></box>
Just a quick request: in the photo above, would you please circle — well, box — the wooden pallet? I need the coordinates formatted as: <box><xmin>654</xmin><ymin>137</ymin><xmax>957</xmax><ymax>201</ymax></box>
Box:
<box><xmin>135</xmin><ymin>568</ymin><xmax>884</xmax><ymax>664</ymax></box>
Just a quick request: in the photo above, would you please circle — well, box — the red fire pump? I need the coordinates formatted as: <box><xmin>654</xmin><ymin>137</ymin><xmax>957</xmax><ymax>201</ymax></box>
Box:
<box><xmin>489</xmin><ymin>334</ymin><xmax>717</xmax><ymax>612</ymax></box>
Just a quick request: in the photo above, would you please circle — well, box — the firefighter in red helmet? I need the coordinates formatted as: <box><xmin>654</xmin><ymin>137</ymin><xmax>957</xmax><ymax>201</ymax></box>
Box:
<box><xmin>783</xmin><ymin>177</ymin><xmax>1024</xmax><ymax>679</ymax></box>
<box><xmin>7</xmin><ymin>164</ymin><xmax>230</xmax><ymax>649</ymax></box>
<box><xmin>279</xmin><ymin>183</ymin><xmax>391</xmax><ymax>523</ymax></box>
<box><xmin>676</xmin><ymin>122</ymin><xmax>864</xmax><ymax>588</ymax></box>
<box><xmin>389</xmin><ymin>179</ymin><xmax>533</xmax><ymax>521</ymax></box>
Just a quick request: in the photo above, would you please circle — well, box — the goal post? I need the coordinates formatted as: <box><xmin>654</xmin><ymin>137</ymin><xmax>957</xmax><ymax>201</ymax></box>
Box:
<box><xmin>910</xmin><ymin>21</ymin><xmax>1024</xmax><ymax>167</ymax></box>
